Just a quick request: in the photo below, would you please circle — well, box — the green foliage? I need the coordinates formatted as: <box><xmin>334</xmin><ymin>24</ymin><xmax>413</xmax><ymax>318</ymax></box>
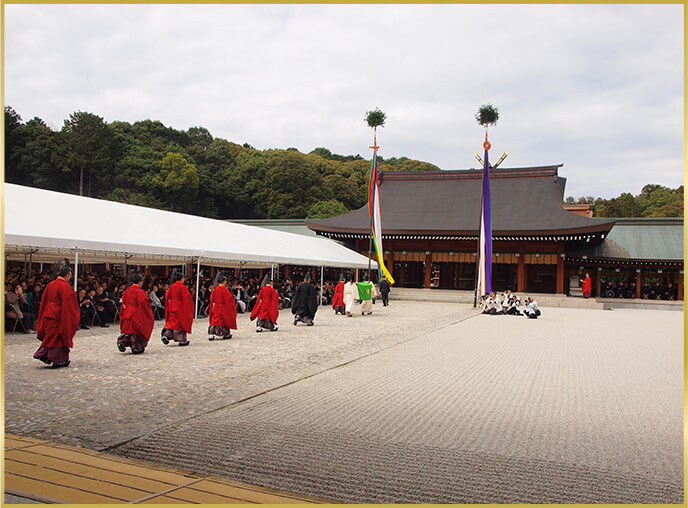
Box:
<box><xmin>365</xmin><ymin>108</ymin><xmax>386</xmax><ymax>129</ymax></box>
<box><xmin>307</xmin><ymin>199</ymin><xmax>349</xmax><ymax>218</ymax></box>
<box><xmin>3</xmin><ymin>106</ymin><xmax>457</xmax><ymax>220</ymax></box>
<box><xmin>153</xmin><ymin>152</ymin><xmax>200</xmax><ymax>212</ymax></box>
<box><xmin>475</xmin><ymin>104</ymin><xmax>499</xmax><ymax>127</ymax></box>
<box><xmin>566</xmin><ymin>184</ymin><xmax>683</xmax><ymax>218</ymax></box>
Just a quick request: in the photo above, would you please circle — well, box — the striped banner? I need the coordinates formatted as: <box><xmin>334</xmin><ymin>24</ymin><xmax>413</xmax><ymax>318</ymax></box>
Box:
<box><xmin>477</xmin><ymin>143</ymin><xmax>492</xmax><ymax>296</ymax></box>
<box><xmin>368</xmin><ymin>148</ymin><xmax>395</xmax><ymax>284</ymax></box>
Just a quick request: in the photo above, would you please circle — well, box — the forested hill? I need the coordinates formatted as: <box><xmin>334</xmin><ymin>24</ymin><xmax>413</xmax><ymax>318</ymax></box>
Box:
<box><xmin>4</xmin><ymin>107</ymin><xmax>683</xmax><ymax>219</ymax></box>
<box><xmin>4</xmin><ymin>107</ymin><xmax>440</xmax><ymax>219</ymax></box>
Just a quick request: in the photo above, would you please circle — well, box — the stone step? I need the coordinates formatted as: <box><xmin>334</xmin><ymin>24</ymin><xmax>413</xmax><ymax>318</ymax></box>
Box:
<box><xmin>386</xmin><ymin>288</ymin><xmax>682</xmax><ymax>311</ymax></box>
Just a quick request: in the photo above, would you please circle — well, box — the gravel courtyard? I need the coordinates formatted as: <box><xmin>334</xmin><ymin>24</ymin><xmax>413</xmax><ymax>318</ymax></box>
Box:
<box><xmin>4</xmin><ymin>300</ymin><xmax>683</xmax><ymax>503</ymax></box>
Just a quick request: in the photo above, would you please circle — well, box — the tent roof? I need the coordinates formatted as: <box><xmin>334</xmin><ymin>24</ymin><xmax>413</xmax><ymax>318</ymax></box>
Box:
<box><xmin>3</xmin><ymin>184</ymin><xmax>371</xmax><ymax>269</ymax></box>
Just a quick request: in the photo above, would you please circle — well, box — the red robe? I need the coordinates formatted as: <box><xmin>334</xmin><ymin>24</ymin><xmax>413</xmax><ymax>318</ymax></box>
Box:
<box><xmin>120</xmin><ymin>284</ymin><xmax>155</xmax><ymax>339</ymax></box>
<box><xmin>582</xmin><ymin>276</ymin><xmax>592</xmax><ymax>296</ymax></box>
<box><xmin>165</xmin><ymin>281</ymin><xmax>194</xmax><ymax>333</ymax></box>
<box><xmin>250</xmin><ymin>285</ymin><xmax>279</xmax><ymax>323</ymax></box>
<box><xmin>209</xmin><ymin>284</ymin><xmax>238</xmax><ymax>330</ymax></box>
<box><xmin>332</xmin><ymin>281</ymin><xmax>345</xmax><ymax>309</ymax></box>
<box><xmin>36</xmin><ymin>277</ymin><xmax>80</xmax><ymax>349</ymax></box>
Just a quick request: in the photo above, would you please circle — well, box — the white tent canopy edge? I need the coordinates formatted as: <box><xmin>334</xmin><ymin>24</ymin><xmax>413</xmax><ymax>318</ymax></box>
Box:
<box><xmin>4</xmin><ymin>183</ymin><xmax>372</xmax><ymax>270</ymax></box>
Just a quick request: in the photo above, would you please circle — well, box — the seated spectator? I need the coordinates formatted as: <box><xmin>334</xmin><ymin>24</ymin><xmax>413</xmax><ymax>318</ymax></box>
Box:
<box><xmin>26</xmin><ymin>284</ymin><xmax>43</xmax><ymax>315</ymax></box>
<box><xmin>232</xmin><ymin>283</ymin><xmax>248</xmax><ymax>313</ymax></box>
<box><xmin>641</xmin><ymin>283</ymin><xmax>651</xmax><ymax>299</ymax></box>
<box><xmin>78</xmin><ymin>288</ymin><xmax>95</xmax><ymax>329</ymax></box>
<box><xmin>6</xmin><ymin>284</ymin><xmax>36</xmax><ymax>332</ymax></box>
<box><xmin>149</xmin><ymin>284</ymin><xmax>165</xmax><ymax>318</ymax></box>
<box><xmin>93</xmin><ymin>286</ymin><xmax>117</xmax><ymax>324</ymax></box>
<box><xmin>662</xmin><ymin>283</ymin><xmax>675</xmax><ymax>301</ymax></box>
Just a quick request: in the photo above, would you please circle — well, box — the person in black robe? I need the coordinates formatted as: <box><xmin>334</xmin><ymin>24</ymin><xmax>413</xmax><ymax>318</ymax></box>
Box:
<box><xmin>378</xmin><ymin>275</ymin><xmax>391</xmax><ymax>306</ymax></box>
<box><xmin>291</xmin><ymin>273</ymin><xmax>318</xmax><ymax>326</ymax></box>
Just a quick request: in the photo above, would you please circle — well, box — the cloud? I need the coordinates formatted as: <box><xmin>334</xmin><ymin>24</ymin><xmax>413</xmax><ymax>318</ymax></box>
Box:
<box><xmin>4</xmin><ymin>3</ymin><xmax>683</xmax><ymax>199</ymax></box>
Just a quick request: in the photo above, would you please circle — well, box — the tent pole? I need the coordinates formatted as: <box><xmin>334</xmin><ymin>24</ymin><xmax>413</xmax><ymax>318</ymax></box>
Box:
<box><xmin>195</xmin><ymin>258</ymin><xmax>201</xmax><ymax>319</ymax></box>
<box><xmin>320</xmin><ymin>266</ymin><xmax>324</xmax><ymax>306</ymax></box>
<box><xmin>271</xmin><ymin>264</ymin><xmax>274</xmax><ymax>280</ymax></box>
<box><xmin>73</xmin><ymin>249</ymin><xmax>79</xmax><ymax>291</ymax></box>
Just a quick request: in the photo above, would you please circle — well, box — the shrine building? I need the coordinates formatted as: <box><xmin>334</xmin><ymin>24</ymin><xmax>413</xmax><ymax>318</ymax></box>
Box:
<box><xmin>306</xmin><ymin>165</ymin><xmax>683</xmax><ymax>298</ymax></box>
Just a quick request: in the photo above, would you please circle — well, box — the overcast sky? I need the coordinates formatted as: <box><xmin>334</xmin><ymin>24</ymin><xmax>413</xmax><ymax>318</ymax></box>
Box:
<box><xmin>4</xmin><ymin>3</ymin><xmax>684</xmax><ymax>199</ymax></box>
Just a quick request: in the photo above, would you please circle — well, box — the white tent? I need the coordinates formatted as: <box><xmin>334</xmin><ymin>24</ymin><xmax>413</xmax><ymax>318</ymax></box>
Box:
<box><xmin>3</xmin><ymin>183</ymin><xmax>372</xmax><ymax>271</ymax></box>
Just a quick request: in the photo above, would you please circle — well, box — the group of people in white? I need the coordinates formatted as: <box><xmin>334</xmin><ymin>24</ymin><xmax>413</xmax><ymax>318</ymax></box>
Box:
<box><xmin>479</xmin><ymin>290</ymin><xmax>541</xmax><ymax>319</ymax></box>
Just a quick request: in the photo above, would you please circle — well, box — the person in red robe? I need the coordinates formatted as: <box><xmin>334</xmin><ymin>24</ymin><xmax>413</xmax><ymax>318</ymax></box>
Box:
<box><xmin>208</xmin><ymin>273</ymin><xmax>238</xmax><ymax>340</ymax></box>
<box><xmin>250</xmin><ymin>275</ymin><xmax>279</xmax><ymax>332</ymax></box>
<box><xmin>161</xmin><ymin>270</ymin><xmax>194</xmax><ymax>346</ymax></box>
<box><xmin>582</xmin><ymin>273</ymin><xmax>592</xmax><ymax>298</ymax></box>
<box><xmin>33</xmin><ymin>260</ymin><xmax>80</xmax><ymax>368</ymax></box>
<box><xmin>117</xmin><ymin>273</ymin><xmax>155</xmax><ymax>354</ymax></box>
<box><xmin>331</xmin><ymin>276</ymin><xmax>345</xmax><ymax>315</ymax></box>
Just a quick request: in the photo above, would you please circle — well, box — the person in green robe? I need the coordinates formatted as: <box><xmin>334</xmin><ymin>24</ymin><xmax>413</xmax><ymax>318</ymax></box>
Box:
<box><xmin>357</xmin><ymin>277</ymin><xmax>377</xmax><ymax>315</ymax></box>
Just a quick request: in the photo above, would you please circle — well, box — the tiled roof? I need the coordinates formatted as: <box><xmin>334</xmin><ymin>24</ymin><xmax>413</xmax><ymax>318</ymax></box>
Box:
<box><xmin>307</xmin><ymin>166</ymin><xmax>615</xmax><ymax>240</ymax></box>
<box><xmin>568</xmin><ymin>218</ymin><xmax>684</xmax><ymax>262</ymax></box>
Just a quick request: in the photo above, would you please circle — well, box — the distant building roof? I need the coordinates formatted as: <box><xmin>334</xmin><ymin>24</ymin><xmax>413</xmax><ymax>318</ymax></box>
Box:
<box><xmin>228</xmin><ymin>218</ymin><xmax>317</xmax><ymax>237</ymax></box>
<box><xmin>563</xmin><ymin>204</ymin><xmax>593</xmax><ymax>218</ymax></box>
<box><xmin>307</xmin><ymin>166</ymin><xmax>615</xmax><ymax>241</ymax></box>
<box><xmin>568</xmin><ymin>218</ymin><xmax>684</xmax><ymax>262</ymax></box>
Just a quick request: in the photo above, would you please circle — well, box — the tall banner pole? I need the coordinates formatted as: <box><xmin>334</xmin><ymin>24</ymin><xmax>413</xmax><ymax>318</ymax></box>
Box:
<box><xmin>477</xmin><ymin>131</ymin><xmax>493</xmax><ymax>300</ymax></box>
<box><xmin>367</xmin><ymin>129</ymin><xmax>377</xmax><ymax>279</ymax></box>
<box><xmin>367</xmin><ymin>131</ymin><xmax>395</xmax><ymax>285</ymax></box>
<box><xmin>194</xmin><ymin>257</ymin><xmax>201</xmax><ymax>319</ymax></box>
<box><xmin>73</xmin><ymin>248</ymin><xmax>79</xmax><ymax>291</ymax></box>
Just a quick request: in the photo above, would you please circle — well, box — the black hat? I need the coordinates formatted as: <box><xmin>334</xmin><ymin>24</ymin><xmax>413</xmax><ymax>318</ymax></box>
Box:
<box><xmin>170</xmin><ymin>269</ymin><xmax>184</xmax><ymax>285</ymax></box>
<box><xmin>214</xmin><ymin>271</ymin><xmax>226</xmax><ymax>286</ymax></box>
<box><xmin>261</xmin><ymin>273</ymin><xmax>272</xmax><ymax>287</ymax></box>
<box><xmin>51</xmin><ymin>258</ymin><xmax>72</xmax><ymax>280</ymax></box>
<box><xmin>128</xmin><ymin>270</ymin><xmax>143</xmax><ymax>285</ymax></box>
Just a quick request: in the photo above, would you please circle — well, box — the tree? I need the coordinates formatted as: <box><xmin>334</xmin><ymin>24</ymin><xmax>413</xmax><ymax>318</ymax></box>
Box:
<box><xmin>597</xmin><ymin>192</ymin><xmax>642</xmax><ymax>217</ymax></box>
<box><xmin>153</xmin><ymin>152</ymin><xmax>200</xmax><ymax>212</ymax></box>
<box><xmin>57</xmin><ymin>111</ymin><xmax>116</xmax><ymax>196</ymax></box>
<box><xmin>307</xmin><ymin>199</ymin><xmax>349</xmax><ymax>218</ymax></box>
<box><xmin>13</xmin><ymin>118</ymin><xmax>63</xmax><ymax>190</ymax></box>
<box><xmin>187</xmin><ymin>126</ymin><xmax>213</xmax><ymax>149</ymax></box>
<box><xmin>4</xmin><ymin>106</ymin><xmax>25</xmax><ymax>181</ymax></box>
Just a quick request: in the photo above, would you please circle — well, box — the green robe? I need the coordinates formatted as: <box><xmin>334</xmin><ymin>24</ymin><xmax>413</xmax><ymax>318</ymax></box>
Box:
<box><xmin>357</xmin><ymin>282</ymin><xmax>373</xmax><ymax>301</ymax></box>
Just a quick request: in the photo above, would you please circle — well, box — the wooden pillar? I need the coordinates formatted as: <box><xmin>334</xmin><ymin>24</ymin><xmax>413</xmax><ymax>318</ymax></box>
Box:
<box><xmin>259</xmin><ymin>268</ymin><xmax>264</xmax><ymax>279</ymax></box>
<box><xmin>517</xmin><ymin>253</ymin><xmax>526</xmax><ymax>293</ymax></box>
<box><xmin>635</xmin><ymin>269</ymin><xmax>642</xmax><ymax>299</ymax></box>
<box><xmin>385</xmin><ymin>250</ymin><xmax>394</xmax><ymax>279</ymax></box>
<box><xmin>596</xmin><ymin>267</ymin><xmax>602</xmax><ymax>297</ymax></box>
<box><xmin>556</xmin><ymin>254</ymin><xmax>565</xmax><ymax>294</ymax></box>
<box><xmin>165</xmin><ymin>266</ymin><xmax>170</xmax><ymax>276</ymax></box>
<box><xmin>424</xmin><ymin>252</ymin><xmax>432</xmax><ymax>289</ymax></box>
<box><xmin>678</xmin><ymin>271</ymin><xmax>684</xmax><ymax>300</ymax></box>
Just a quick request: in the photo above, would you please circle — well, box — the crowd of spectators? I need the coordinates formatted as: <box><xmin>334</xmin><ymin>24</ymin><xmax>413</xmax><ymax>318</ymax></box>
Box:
<box><xmin>599</xmin><ymin>279</ymin><xmax>679</xmax><ymax>300</ymax></box>
<box><xmin>5</xmin><ymin>265</ymin><xmax>340</xmax><ymax>332</ymax></box>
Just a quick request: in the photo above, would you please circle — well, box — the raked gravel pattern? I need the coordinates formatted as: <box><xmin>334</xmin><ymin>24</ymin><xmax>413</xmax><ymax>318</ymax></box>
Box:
<box><xmin>4</xmin><ymin>299</ymin><xmax>474</xmax><ymax>450</ymax></box>
<box><xmin>5</xmin><ymin>301</ymin><xmax>683</xmax><ymax>503</ymax></box>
